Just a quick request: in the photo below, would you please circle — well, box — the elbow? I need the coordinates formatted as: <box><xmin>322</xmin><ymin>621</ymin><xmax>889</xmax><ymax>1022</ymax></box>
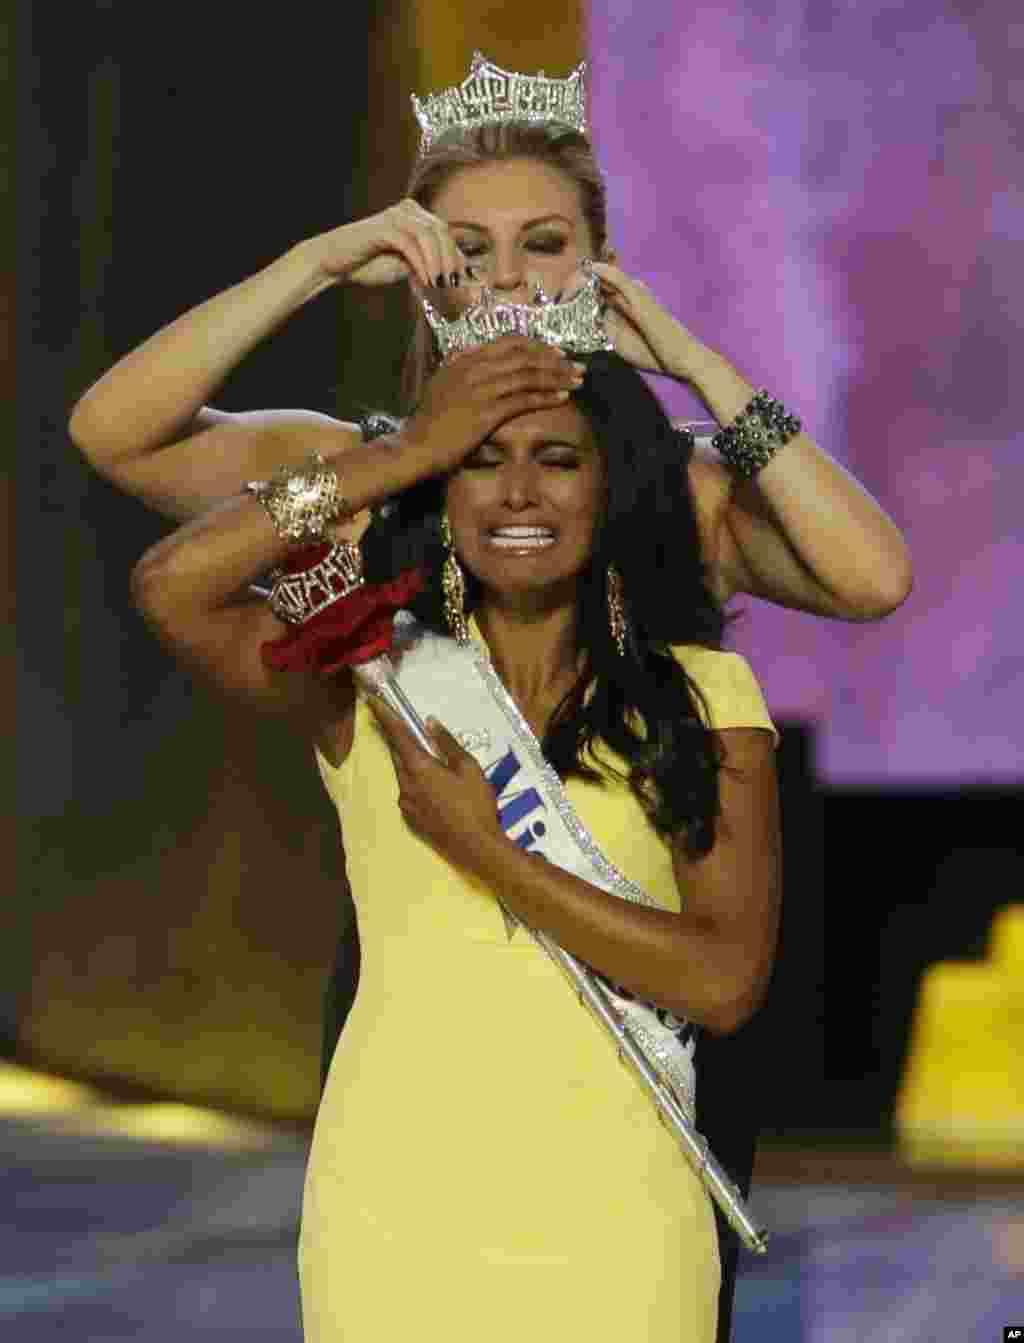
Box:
<box><xmin>849</xmin><ymin>544</ymin><xmax>914</xmax><ymax>621</ymax></box>
<box><xmin>706</xmin><ymin>1000</ymin><xmax>751</xmax><ymax>1039</ymax></box>
<box><xmin>130</xmin><ymin>553</ymin><xmax>160</xmax><ymax>623</ymax></box>
<box><xmin>130</xmin><ymin>546</ymin><xmax>177</xmax><ymax>628</ymax></box>
<box><xmin>68</xmin><ymin>399</ymin><xmax>102</xmax><ymax>464</ymax></box>
<box><xmin>868</xmin><ymin>554</ymin><xmax>914</xmax><ymax>619</ymax></box>
<box><xmin>891</xmin><ymin>552</ymin><xmax>914</xmax><ymax>609</ymax></box>
<box><xmin>68</xmin><ymin>398</ymin><xmax>129</xmax><ymax>475</ymax></box>
<box><xmin>706</xmin><ymin>973</ymin><xmax>771</xmax><ymax>1038</ymax></box>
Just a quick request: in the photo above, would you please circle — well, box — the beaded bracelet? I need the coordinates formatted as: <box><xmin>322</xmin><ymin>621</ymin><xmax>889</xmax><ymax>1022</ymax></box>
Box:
<box><xmin>711</xmin><ymin>390</ymin><xmax>802</xmax><ymax>479</ymax></box>
<box><xmin>246</xmin><ymin>451</ymin><xmax>354</xmax><ymax>545</ymax></box>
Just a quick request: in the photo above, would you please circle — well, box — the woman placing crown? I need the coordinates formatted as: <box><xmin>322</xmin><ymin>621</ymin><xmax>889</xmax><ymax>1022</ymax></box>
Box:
<box><xmin>70</xmin><ymin>55</ymin><xmax>910</xmax><ymax>1343</ymax></box>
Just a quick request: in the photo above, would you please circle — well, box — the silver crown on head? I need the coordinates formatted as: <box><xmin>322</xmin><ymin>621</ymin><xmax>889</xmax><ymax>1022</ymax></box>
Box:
<box><xmin>412</xmin><ymin>52</ymin><xmax>588</xmax><ymax>157</ymax></box>
<box><xmin>420</xmin><ymin>262</ymin><xmax>615</xmax><ymax>364</ymax></box>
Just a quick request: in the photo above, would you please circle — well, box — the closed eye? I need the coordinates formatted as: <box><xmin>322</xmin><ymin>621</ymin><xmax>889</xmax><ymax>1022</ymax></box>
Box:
<box><xmin>456</xmin><ymin>236</ymin><xmax>569</xmax><ymax>258</ymax></box>
<box><xmin>464</xmin><ymin>457</ymin><xmax>579</xmax><ymax>470</ymax></box>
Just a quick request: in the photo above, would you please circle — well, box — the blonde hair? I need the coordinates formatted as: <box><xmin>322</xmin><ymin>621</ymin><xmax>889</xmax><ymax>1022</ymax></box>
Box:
<box><xmin>400</xmin><ymin>123</ymin><xmax>609</xmax><ymax>412</ymax></box>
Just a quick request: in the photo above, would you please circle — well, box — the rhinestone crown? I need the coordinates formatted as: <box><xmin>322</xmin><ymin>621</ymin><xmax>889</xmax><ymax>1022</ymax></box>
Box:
<box><xmin>412</xmin><ymin>52</ymin><xmax>588</xmax><ymax>157</ymax></box>
<box><xmin>269</xmin><ymin>541</ymin><xmax>365</xmax><ymax>626</ymax></box>
<box><xmin>420</xmin><ymin>264</ymin><xmax>615</xmax><ymax>364</ymax></box>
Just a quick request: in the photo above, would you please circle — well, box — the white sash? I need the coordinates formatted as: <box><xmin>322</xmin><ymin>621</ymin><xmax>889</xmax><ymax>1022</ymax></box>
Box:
<box><xmin>381</xmin><ymin>609</ymin><xmax>698</xmax><ymax>1125</ymax></box>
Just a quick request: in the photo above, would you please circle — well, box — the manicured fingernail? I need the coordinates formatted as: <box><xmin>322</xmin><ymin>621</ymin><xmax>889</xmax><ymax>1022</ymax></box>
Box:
<box><xmin>436</xmin><ymin>273</ymin><xmax>446</xmax><ymax>288</ymax></box>
<box><xmin>450</xmin><ymin>271</ymin><xmax>459</xmax><ymax>287</ymax></box>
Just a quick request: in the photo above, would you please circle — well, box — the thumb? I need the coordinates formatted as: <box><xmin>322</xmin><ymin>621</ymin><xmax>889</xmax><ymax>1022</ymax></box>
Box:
<box><xmin>427</xmin><ymin>716</ymin><xmax>460</xmax><ymax>748</ymax></box>
<box><xmin>427</xmin><ymin>716</ymin><xmax>465</xmax><ymax>766</ymax></box>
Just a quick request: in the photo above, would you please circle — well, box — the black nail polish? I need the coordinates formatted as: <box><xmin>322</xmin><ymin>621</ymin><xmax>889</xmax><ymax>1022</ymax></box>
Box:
<box><xmin>450</xmin><ymin>271</ymin><xmax>459</xmax><ymax>287</ymax></box>
<box><xmin>436</xmin><ymin>273</ymin><xmax>446</xmax><ymax>288</ymax></box>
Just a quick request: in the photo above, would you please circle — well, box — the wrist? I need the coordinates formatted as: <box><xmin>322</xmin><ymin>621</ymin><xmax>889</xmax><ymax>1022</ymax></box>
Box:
<box><xmin>463</xmin><ymin>826</ymin><xmax>517</xmax><ymax>886</ymax></box>
<box><xmin>676</xmin><ymin>345</ymin><xmax>759</xmax><ymax>429</ymax></box>
<box><xmin>274</xmin><ymin>238</ymin><xmax>341</xmax><ymax>303</ymax></box>
<box><xmin>395</xmin><ymin>417</ymin><xmax>442</xmax><ymax>475</ymax></box>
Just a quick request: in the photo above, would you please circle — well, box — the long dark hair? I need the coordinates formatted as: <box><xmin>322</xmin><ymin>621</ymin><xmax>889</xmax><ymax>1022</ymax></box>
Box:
<box><xmin>359</xmin><ymin>353</ymin><xmax>738</xmax><ymax>858</ymax></box>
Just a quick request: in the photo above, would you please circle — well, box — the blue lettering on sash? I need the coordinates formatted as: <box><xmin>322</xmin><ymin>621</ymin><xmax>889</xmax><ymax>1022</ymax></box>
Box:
<box><xmin>485</xmin><ymin>746</ymin><xmax>549</xmax><ymax>855</ymax></box>
<box><xmin>482</xmin><ymin>743</ymin><xmax>694</xmax><ymax>1043</ymax></box>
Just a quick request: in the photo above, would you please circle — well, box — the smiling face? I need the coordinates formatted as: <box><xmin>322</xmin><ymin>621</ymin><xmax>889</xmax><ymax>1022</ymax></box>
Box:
<box><xmin>444</xmin><ymin>397</ymin><xmax>605</xmax><ymax>609</ymax></box>
<box><xmin>429</xmin><ymin>157</ymin><xmax>599</xmax><ymax>312</ymax></box>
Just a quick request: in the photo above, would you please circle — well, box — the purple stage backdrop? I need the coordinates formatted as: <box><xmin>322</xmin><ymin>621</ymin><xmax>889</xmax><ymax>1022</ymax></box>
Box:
<box><xmin>588</xmin><ymin>1</ymin><xmax>1022</xmax><ymax>786</ymax></box>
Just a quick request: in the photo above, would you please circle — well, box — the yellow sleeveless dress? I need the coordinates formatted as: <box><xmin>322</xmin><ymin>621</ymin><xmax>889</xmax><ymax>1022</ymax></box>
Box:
<box><xmin>298</xmin><ymin>612</ymin><xmax>778</xmax><ymax>1341</ymax></box>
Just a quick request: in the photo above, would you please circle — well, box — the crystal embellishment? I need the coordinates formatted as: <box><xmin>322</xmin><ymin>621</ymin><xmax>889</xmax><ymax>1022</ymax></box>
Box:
<box><xmin>412</xmin><ymin>52</ymin><xmax>588</xmax><ymax>156</ymax></box>
<box><xmin>268</xmin><ymin>541</ymin><xmax>365</xmax><ymax>625</ymax></box>
<box><xmin>420</xmin><ymin>264</ymin><xmax>615</xmax><ymax>364</ymax></box>
<box><xmin>456</xmin><ymin>728</ymin><xmax>493</xmax><ymax>753</ymax></box>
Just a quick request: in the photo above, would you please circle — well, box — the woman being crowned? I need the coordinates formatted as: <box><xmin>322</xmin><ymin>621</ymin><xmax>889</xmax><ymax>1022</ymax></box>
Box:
<box><xmin>71</xmin><ymin>54</ymin><xmax>911</xmax><ymax>1342</ymax></box>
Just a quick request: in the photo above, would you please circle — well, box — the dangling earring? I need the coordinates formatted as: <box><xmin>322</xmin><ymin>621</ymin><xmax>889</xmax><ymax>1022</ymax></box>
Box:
<box><xmin>606</xmin><ymin>563</ymin><xmax>628</xmax><ymax>658</ymax></box>
<box><xmin>439</xmin><ymin>510</ymin><xmax>470</xmax><ymax>645</ymax></box>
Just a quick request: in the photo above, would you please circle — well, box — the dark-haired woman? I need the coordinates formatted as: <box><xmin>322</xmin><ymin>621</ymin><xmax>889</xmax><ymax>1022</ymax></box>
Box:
<box><xmin>127</xmin><ymin>345</ymin><xmax>779</xmax><ymax>1340</ymax></box>
<box><xmin>69</xmin><ymin>121</ymin><xmax>910</xmax><ymax>1342</ymax></box>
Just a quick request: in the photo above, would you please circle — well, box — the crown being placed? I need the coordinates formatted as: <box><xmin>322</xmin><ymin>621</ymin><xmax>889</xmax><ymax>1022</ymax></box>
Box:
<box><xmin>412</xmin><ymin>52</ymin><xmax>587</xmax><ymax>156</ymax></box>
<box><xmin>420</xmin><ymin>264</ymin><xmax>615</xmax><ymax>365</ymax></box>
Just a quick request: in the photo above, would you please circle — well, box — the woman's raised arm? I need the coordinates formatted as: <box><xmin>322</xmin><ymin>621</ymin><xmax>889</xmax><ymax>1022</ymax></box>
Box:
<box><xmin>129</xmin><ymin>420</ymin><xmax>439</xmax><ymax>714</ymax></box>
<box><xmin>686</xmin><ymin>347</ymin><xmax>913</xmax><ymax>622</ymax></box>
<box><xmin>67</xmin><ymin>202</ymin><xmax>475</xmax><ymax>522</ymax></box>
<box><xmin>590</xmin><ymin>261</ymin><xmax>914</xmax><ymax>622</ymax></box>
<box><xmin>68</xmin><ymin>241</ymin><xmax>338</xmax><ymax>514</ymax></box>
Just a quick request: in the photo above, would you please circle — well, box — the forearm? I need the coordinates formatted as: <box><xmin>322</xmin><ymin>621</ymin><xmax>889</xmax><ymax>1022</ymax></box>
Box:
<box><xmin>685</xmin><ymin>345</ymin><xmax>913</xmax><ymax>617</ymax></box>
<box><xmin>69</xmin><ymin>239</ymin><xmax>335</xmax><ymax>468</ymax></box>
<box><xmin>463</xmin><ymin>834</ymin><xmax>741</xmax><ymax>1035</ymax></box>
<box><xmin>133</xmin><ymin>430</ymin><xmax>433</xmax><ymax>616</ymax></box>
